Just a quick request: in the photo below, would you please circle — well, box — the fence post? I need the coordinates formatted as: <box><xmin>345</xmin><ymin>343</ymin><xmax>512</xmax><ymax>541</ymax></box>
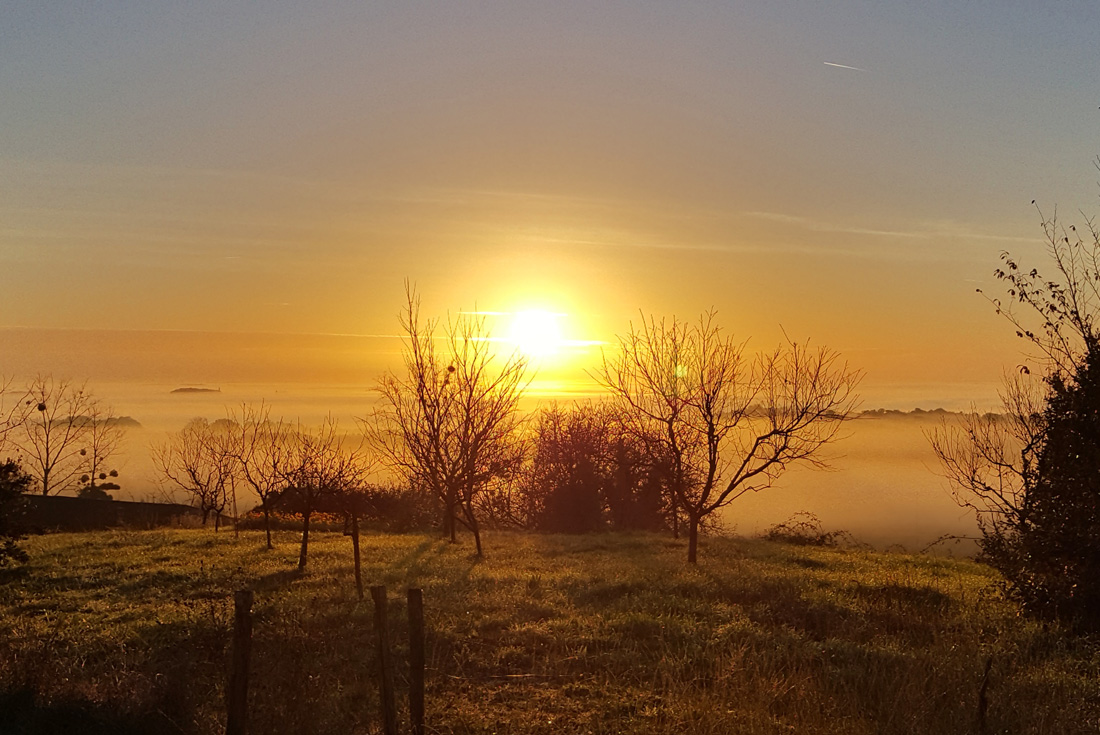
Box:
<box><xmin>408</xmin><ymin>588</ymin><xmax>425</xmax><ymax>735</ymax></box>
<box><xmin>371</xmin><ymin>585</ymin><xmax>398</xmax><ymax>735</ymax></box>
<box><xmin>226</xmin><ymin>588</ymin><xmax>254</xmax><ymax>735</ymax></box>
<box><xmin>977</xmin><ymin>654</ymin><xmax>993</xmax><ymax>735</ymax></box>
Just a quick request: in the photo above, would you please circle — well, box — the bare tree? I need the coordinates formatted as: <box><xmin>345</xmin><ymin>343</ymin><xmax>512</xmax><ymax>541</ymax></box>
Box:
<box><xmin>929</xmin><ymin>205</ymin><xmax>1096</xmax><ymax>544</ymax></box>
<box><xmin>982</xmin><ymin>205</ymin><xmax>1100</xmax><ymax>377</ymax></box>
<box><xmin>153</xmin><ymin>418</ymin><xmax>237</xmax><ymax>529</ymax></box>
<box><xmin>77</xmin><ymin>400</ymin><xmax>126</xmax><ymax>498</ymax></box>
<box><xmin>928</xmin><ymin>373</ymin><xmax>1045</xmax><ymax>539</ymax></box>
<box><xmin>232</xmin><ymin>402</ymin><xmax>294</xmax><ymax>549</ymax></box>
<box><xmin>598</xmin><ymin>311</ymin><xmax>861</xmax><ymax>563</ymax></box>
<box><xmin>0</xmin><ymin>377</ymin><xmax>24</xmax><ymax>457</ymax></box>
<box><xmin>370</xmin><ymin>284</ymin><xmax>530</xmax><ymax>556</ymax></box>
<box><xmin>284</xmin><ymin>417</ymin><xmax>370</xmax><ymax>571</ymax></box>
<box><xmin>13</xmin><ymin>376</ymin><xmax>98</xmax><ymax>496</ymax></box>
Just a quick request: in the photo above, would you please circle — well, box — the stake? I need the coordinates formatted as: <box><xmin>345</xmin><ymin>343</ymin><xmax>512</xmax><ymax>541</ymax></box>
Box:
<box><xmin>371</xmin><ymin>585</ymin><xmax>398</xmax><ymax>735</ymax></box>
<box><xmin>408</xmin><ymin>588</ymin><xmax>425</xmax><ymax>735</ymax></box>
<box><xmin>351</xmin><ymin>511</ymin><xmax>363</xmax><ymax>601</ymax></box>
<box><xmin>226</xmin><ymin>589</ymin><xmax>253</xmax><ymax>735</ymax></box>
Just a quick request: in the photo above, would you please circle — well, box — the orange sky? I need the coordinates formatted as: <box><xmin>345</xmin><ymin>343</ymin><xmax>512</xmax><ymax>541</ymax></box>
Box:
<box><xmin>3</xmin><ymin>2</ymin><xmax>1098</xmax><ymax>409</ymax></box>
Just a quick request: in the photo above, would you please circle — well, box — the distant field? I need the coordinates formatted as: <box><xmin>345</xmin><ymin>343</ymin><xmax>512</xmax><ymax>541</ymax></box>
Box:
<box><xmin>1</xmin><ymin>530</ymin><xmax>1097</xmax><ymax>734</ymax></box>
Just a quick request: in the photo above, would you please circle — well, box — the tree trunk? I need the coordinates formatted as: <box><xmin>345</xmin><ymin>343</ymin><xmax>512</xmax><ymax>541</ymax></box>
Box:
<box><xmin>351</xmin><ymin>511</ymin><xmax>363</xmax><ymax>601</ymax></box>
<box><xmin>298</xmin><ymin>511</ymin><xmax>312</xmax><ymax>571</ymax></box>
<box><xmin>687</xmin><ymin>515</ymin><xmax>700</xmax><ymax>564</ymax></box>
<box><xmin>470</xmin><ymin>515</ymin><xmax>482</xmax><ymax>557</ymax></box>
<box><xmin>262</xmin><ymin>504</ymin><xmax>273</xmax><ymax>550</ymax></box>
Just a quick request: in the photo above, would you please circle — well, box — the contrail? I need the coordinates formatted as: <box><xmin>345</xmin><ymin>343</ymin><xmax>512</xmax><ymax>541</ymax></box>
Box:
<box><xmin>824</xmin><ymin>61</ymin><xmax>868</xmax><ymax>72</ymax></box>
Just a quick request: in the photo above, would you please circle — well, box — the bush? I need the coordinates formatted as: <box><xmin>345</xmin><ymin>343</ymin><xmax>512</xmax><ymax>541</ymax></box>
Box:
<box><xmin>987</xmin><ymin>348</ymin><xmax>1100</xmax><ymax>627</ymax></box>
<box><xmin>761</xmin><ymin>512</ymin><xmax>856</xmax><ymax>547</ymax></box>
<box><xmin>0</xmin><ymin>460</ymin><xmax>32</xmax><ymax>566</ymax></box>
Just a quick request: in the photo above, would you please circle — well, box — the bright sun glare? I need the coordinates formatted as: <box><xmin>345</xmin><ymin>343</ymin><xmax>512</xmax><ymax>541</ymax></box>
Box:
<box><xmin>508</xmin><ymin>310</ymin><xmax>564</xmax><ymax>358</ymax></box>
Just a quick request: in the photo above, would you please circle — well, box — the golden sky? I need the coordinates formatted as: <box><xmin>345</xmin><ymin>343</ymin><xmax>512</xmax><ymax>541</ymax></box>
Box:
<box><xmin>3</xmin><ymin>2</ymin><xmax>1099</xmax><ymax>408</ymax></box>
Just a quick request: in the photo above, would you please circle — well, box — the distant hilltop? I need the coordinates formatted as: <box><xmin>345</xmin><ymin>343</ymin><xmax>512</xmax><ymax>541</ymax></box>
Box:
<box><xmin>71</xmin><ymin>415</ymin><xmax>143</xmax><ymax>429</ymax></box>
<box><xmin>860</xmin><ymin>408</ymin><xmax>975</xmax><ymax>419</ymax></box>
<box><xmin>170</xmin><ymin>387</ymin><xmax>221</xmax><ymax>394</ymax></box>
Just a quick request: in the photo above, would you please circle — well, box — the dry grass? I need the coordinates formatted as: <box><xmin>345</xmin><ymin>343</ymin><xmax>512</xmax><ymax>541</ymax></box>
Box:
<box><xmin>1</xmin><ymin>529</ymin><xmax>1097</xmax><ymax>734</ymax></box>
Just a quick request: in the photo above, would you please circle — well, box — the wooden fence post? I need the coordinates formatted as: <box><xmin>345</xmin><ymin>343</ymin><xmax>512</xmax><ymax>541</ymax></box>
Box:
<box><xmin>977</xmin><ymin>654</ymin><xmax>993</xmax><ymax>735</ymax></box>
<box><xmin>408</xmin><ymin>588</ymin><xmax>425</xmax><ymax>735</ymax></box>
<box><xmin>371</xmin><ymin>585</ymin><xmax>398</xmax><ymax>735</ymax></box>
<box><xmin>351</xmin><ymin>512</ymin><xmax>363</xmax><ymax>601</ymax></box>
<box><xmin>226</xmin><ymin>588</ymin><xmax>254</xmax><ymax>735</ymax></box>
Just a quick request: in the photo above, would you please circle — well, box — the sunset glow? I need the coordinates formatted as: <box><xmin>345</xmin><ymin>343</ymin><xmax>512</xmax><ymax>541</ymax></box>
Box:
<box><xmin>508</xmin><ymin>310</ymin><xmax>565</xmax><ymax>359</ymax></box>
<box><xmin>0</xmin><ymin>4</ymin><xmax>1094</xmax><ymax>405</ymax></box>
<box><xmin>3</xmin><ymin>7</ymin><xmax>1099</xmax><ymax>728</ymax></box>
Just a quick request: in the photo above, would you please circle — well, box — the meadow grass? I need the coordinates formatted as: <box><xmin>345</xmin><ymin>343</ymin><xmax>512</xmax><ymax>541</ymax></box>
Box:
<box><xmin>0</xmin><ymin>529</ymin><xmax>1097</xmax><ymax>734</ymax></box>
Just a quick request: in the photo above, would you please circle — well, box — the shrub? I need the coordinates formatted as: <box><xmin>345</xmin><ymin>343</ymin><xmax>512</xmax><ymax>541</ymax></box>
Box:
<box><xmin>762</xmin><ymin>512</ymin><xmax>855</xmax><ymax>547</ymax></box>
<box><xmin>0</xmin><ymin>459</ymin><xmax>32</xmax><ymax>566</ymax></box>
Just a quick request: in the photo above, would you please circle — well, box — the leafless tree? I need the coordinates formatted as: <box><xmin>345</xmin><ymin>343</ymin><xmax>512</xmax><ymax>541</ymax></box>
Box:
<box><xmin>284</xmin><ymin>417</ymin><xmax>371</xmax><ymax>571</ymax></box>
<box><xmin>598</xmin><ymin>311</ymin><xmax>861</xmax><ymax>563</ymax></box>
<box><xmin>77</xmin><ymin>400</ymin><xmax>126</xmax><ymax>497</ymax></box>
<box><xmin>982</xmin><ymin>204</ymin><xmax>1100</xmax><ymax>377</ymax></box>
<box><xmin>928</xmin><ymin>374</ymin><xmax>1045</xmax><ymax>540</ymax></box>
<box><xmin>0</xmin><ymin>377</ymin><xmax>25</xmax><ymax>457</ymax></box>
<box><xmin>13</xmin><ymin>376</ymin><xmax>99</xmax><ymax>496</ymax></box>
<box><xmin>231</xmin><ymin>402</ymin><xmax>294</xmax><ymax>549</ymax></box>
<box><xmin>153</xmin><ymin>418</ymin><xmax>237</xmax><ymax>529</ymax></box>
<box><xmin>929</xmin><ymin>202</ymin><xmax>1100</xmax><ymax>541</ymax></box>
<box><xmin>930</xmin><ymin>203</ymin><xmax>1100</xmax><ymax>546</ymax></box>
<box><xmin>370</xmin><ymin>284</ymin><xmax>530</xmax><ymax>556</ymax></box>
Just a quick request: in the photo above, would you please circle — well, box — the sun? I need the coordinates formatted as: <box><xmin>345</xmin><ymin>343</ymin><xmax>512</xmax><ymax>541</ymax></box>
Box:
<box><xmin>508</xmin><ymin>310</ymin><xmax>564</xmax><ymax>358</ymax></box>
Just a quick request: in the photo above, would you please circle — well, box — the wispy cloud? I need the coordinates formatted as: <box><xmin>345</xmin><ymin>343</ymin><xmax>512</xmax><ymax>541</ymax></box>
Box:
<box><xmin>742</xmin><ymin>211</ymin><xmax>1036</xmax><ymax>245</ymax></box>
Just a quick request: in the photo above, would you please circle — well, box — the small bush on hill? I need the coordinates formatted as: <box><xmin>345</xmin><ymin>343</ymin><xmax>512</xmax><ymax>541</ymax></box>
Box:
<box><xmin>762</xmin><ymin>512</ymin><xmax>857</xmax><ymax>547</ymax></box>
<box><xmin>0</xmin><ymin>459</ymin><xmax>32</xmax><ymax>566</ymax></box>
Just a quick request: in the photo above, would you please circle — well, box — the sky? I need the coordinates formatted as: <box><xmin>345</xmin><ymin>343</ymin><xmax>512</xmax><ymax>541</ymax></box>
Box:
<box><xmin>3</xmin><ymin>1</ymin><xmax>1099</xmax><ymax>408</ymax></box>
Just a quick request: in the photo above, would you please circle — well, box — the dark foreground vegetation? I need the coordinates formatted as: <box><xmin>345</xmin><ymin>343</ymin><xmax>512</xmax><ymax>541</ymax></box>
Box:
<box><xmin>1</xmin><ymin>530</ymin><xmax>1097</xmax><ymax>734</ymax></box>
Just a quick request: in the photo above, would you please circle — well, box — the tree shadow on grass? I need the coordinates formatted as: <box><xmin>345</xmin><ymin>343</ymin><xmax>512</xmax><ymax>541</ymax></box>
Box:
<box><xmin>252</xmin><ymin>568</ymin><xmax>303</xmax><ymax>594</ymax></box>
<box><xmin>0</xmin><ymin>564</ymin><xmax>30</xmax><ymax>587</ymax></box>
<box><xmin>0</xmin><ymin>688</ymin><xmax>179</xmax><ymax>735</ymax></box>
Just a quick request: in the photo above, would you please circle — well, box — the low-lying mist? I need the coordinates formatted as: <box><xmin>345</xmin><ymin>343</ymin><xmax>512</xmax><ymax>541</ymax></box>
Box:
<box><xmin>100</xmin><ymin>382</ymin><xmax>977</xmax><ymax>553</ymax></box>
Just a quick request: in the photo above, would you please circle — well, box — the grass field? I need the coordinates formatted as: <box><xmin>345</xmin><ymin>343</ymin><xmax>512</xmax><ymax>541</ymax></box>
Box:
<box><xmin>0</xmin><ymin>529</ymin><xmax>1097</xmax><ymax>734</ymax></box>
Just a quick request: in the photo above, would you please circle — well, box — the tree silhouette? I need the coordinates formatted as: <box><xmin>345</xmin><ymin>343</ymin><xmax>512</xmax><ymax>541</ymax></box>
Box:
<box><xmin>371</xmin><ymin>284</ymin><xmax>529</xmax><ymax>556</ymax></box>
<box><xmin>0</xmin><ymin>459</ymin><xmax>31</xmax><ymax>566</ymax></box>
<box><xmin>932</xmin><ymin>200</ymin><xmax>1100</xmax><ymax>629</ymax></box>
<box><xmin>598</xmin><ymin>310</ymin><xmax>860</xmax><ymax>563</ymax></box>
<box><xmin>13</xmin><ymin>377</ymin><xmax>97</xmax><ymax>496</ymax></box>
<box><xmin>153</xmin><ymin>418</ymin><xmax>236</xmax><ymax>529</ymax></box>
<box><xmin>232</xmin><ymin>402</ymin><xmax>295</xmax><ymax>550</ymax></box>
<box><xmin>282</xmin><ymin>416</ymin><xmax>370</xmax><ymax>571</ymax></box>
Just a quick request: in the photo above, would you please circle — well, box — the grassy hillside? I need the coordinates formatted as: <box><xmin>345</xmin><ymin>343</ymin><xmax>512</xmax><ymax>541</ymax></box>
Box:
<box><xmin>0</xmin><ymin>530</ymin><xmax>1097</xmax><ymax>734</ymax></box>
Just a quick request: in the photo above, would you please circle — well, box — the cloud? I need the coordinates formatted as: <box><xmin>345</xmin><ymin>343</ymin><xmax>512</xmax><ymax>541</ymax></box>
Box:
<box><xmin>742</xmin><ymin>211</ymin><xmax>1036</xmax><ymax>245</ymax></box>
